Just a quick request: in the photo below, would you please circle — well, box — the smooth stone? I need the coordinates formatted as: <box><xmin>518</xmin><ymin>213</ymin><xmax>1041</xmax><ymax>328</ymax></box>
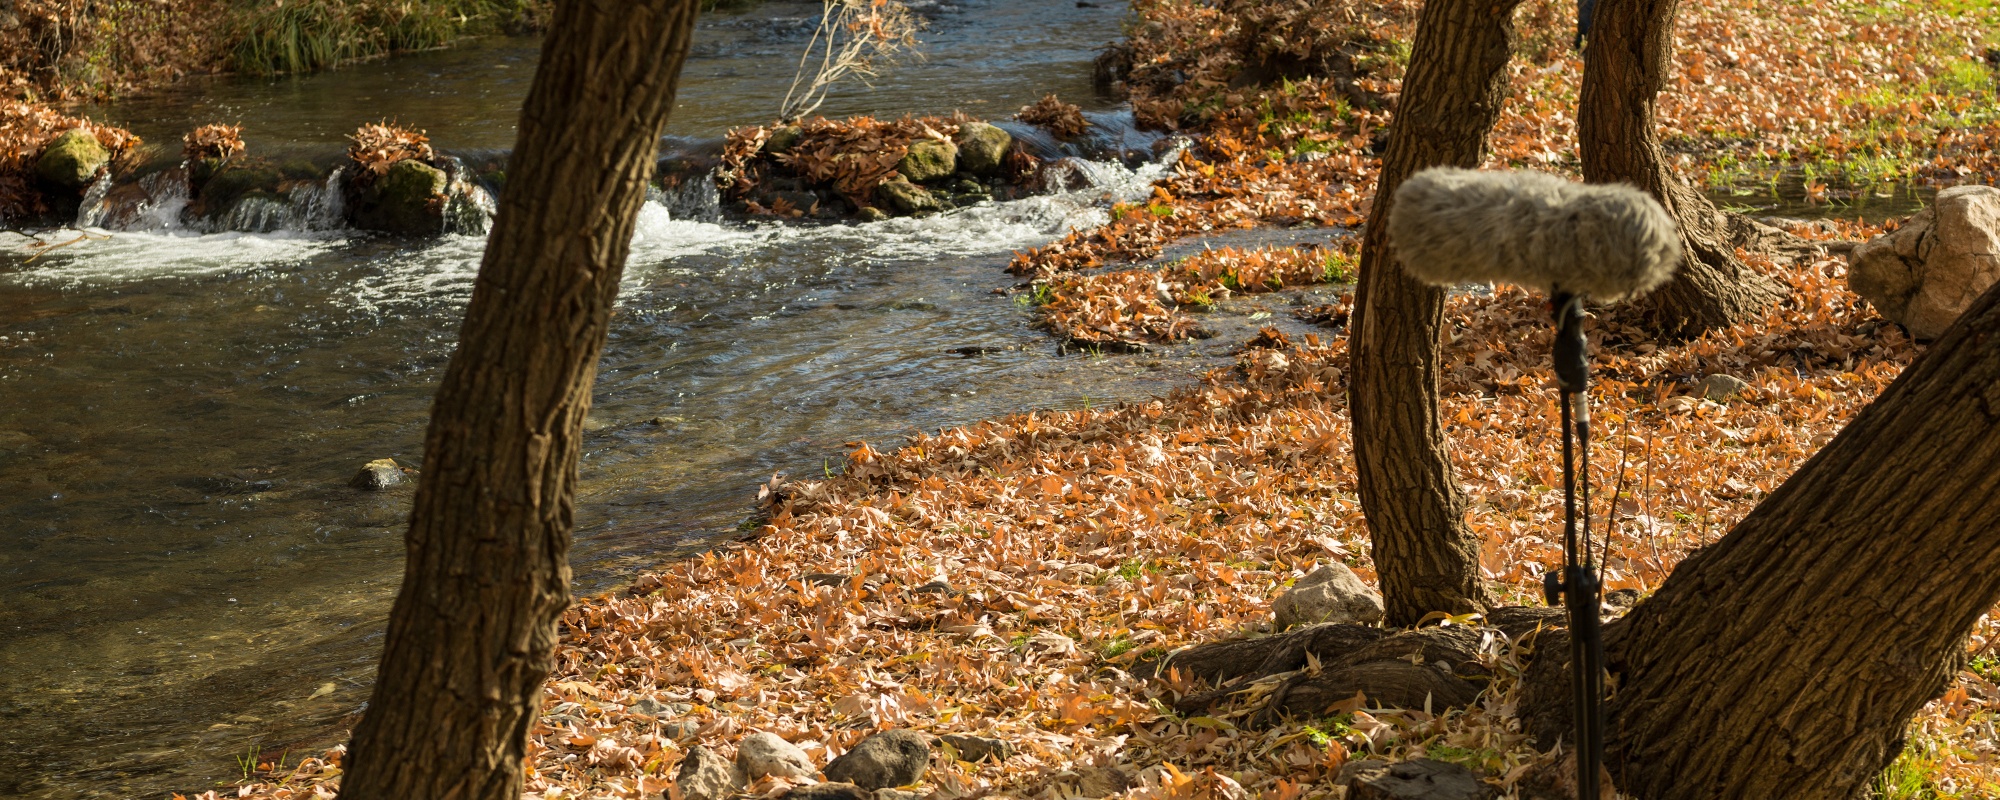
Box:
<box><xmin>952</xmin><ymin>122</ymin><xmax>1012</xmax><ymax>176</ymax></box>
<box><xmin>1693</xmin><ymin>373</ymin><xmax>1750</xmax><ymax>402</ymax></box>
<box><xmin>737</xmin><ymin>730</ymin><xmax>818</xmax><ymax>781</ymax></box>
<box><xmin>822</xmin><ymin>729</ymin><xmax>930</xmax><ymax>790</ymax></box>
<box><xmin>1271</xmin><ymin>563</ymin><xmax>1385</xmax><ymax>629</ymax></box>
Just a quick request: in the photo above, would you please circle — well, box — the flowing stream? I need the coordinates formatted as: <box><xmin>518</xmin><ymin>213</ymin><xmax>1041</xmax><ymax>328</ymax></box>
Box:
<box><xmin>0</xmin><ymin>2</ymin><xmax>1256</xmax><ymax>795</ymax></box>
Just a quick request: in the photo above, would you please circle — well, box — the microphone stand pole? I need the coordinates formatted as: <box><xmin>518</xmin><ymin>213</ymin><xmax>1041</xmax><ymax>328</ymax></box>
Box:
<box><xmin>1542</xmin><ymin>291</ymin><xmax>1604</xmax><ymax>800</ymax></box>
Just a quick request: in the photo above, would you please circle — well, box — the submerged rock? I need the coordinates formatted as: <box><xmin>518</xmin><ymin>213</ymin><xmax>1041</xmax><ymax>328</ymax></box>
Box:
<box><xmin>37</xmin><ymin>129</ymin><xmax>108</xmax><ymax>190</ymax></box>
<box><xmin>1272</xmin><ymin>563</ymin><xmax>1384</xmax><ymax>628</ymax></box>
<box><xmin>347</xmin><ymin>159</ymin><xmax>449</xmax><ymax>234</ymax></box>
<box><xmin>350</xmin><ymin>459</ymin><xmax>406</xmax><ymax>490</ymax></box>
<box><xmin>1850</xmin><ymin>184</ymin><xmax>2000</xmax><ymax>340</ymax></box>
<box><xmin>897</xmin><ymin>139</ymin><xmax>958</xmax><ymax>183</ymax></box>
<box><xmin>953</xmin><ymin>122</ymin><xmax>1012</xmax><ymax>176</ymax></box>
<box><xmin>878</xmin><ymin>177</ymin><xmax>940</xmax><ymax>215</ymax></box>
<box><xmin>822</xmin><ymin>729</ymin><xmax>929</xmax><ymax>790</ymax></box>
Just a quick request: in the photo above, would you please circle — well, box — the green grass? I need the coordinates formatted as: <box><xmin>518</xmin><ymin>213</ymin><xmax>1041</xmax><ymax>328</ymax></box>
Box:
<box><xmin>227</xmin><ymin>0</ymin><xmax>547</xmax><ymax>76</ymax></box>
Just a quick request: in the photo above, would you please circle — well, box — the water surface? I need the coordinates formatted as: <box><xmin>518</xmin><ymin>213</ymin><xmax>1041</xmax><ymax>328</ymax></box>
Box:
<box><xmin>0</xmin><ymin>3</ymin><xmax>1223</xmax><ymax>796</ymax></box>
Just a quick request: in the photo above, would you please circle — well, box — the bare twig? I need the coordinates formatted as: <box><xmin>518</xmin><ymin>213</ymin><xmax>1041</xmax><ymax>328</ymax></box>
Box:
<box><xmin>778</xmin><ymin>0</ymin><xmax>921</xmax><ymax>122</ymax></box>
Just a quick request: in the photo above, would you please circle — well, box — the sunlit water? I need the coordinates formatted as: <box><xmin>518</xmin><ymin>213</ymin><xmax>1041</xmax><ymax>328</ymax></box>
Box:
<box><xmin>0</xmin><ymin>2</ymin><xmax>1257</xmax><ymax>796</ymax></box>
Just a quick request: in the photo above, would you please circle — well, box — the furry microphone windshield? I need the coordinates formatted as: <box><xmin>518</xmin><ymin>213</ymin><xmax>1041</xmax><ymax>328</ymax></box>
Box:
<box><xmin>1387</xmin><ymin>167</ymin><xmax>1681</xmax><ymax>301</ymax></box>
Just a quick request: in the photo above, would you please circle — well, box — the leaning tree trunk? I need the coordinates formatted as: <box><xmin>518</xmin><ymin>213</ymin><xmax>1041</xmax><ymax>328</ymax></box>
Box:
<box><xmin>1578</xmin><ymin>0</ymin><xmax>1785</xmax><ymax>337</ymax></box>
<box><xmin>1349</xmin><ymin>0</ymin><xmax>1522</xmax><ymax>626</ymax></box>
<box><xmin>338</xmin><ymin>2</ymin><xmax>699</xmax><ymax>798</ymax></box>
<box><xmin>1592</xmin><ymin>282</ymin><xmax>2000</xmax><ymax>799</ymax></box>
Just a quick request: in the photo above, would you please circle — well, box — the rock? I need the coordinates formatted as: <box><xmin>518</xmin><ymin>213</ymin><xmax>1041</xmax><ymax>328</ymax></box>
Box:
<box><xmin>37</xmin><ymin>128</ymin><xmax>108</xmax><ymax>190</ymax></box>
<box><xmin>877</xmin><ymin>178</ymin><xmax>941</xmax><ymax>216</ymax></box>
<box><xmin>672</xmin><ymin>745</ymin><xmax>744</xmax><ymax>800</ymax></box>
<box><xmin>785</xmin><ymin>784</ymin><xmax>870</xmax><ymax>800</ymax></box>
<box><xmin>874</xmin><ymin>790</ymin><xmax>924</xmax><ymax>800</ymax></box>
<box><xmin>1344</xmin><ymin>759</ymin><xmax>1494</xmax><ymax>800</ymax></box>
<box><xmin>350</xmin><ymin>458</ymin><xmax>405</xmax><ymax>490</ymax></box>
<box><xmin>823</xmin><ymin>729</ymin><xmax>930</xmax><ymax>790</ymax></box>
<box><xmin>764</xmin><ymin>125</ymin><xmax>804</xmax><ymax>155</ymax></box>
<box><xmin>1693</xmin><ymin>373</ymin><xmax>1750</xmax><ymax>402</ymax></box>
<box><xmin>1849</xmin><ymin>185</ymin><xmax>2000</xmax><ymax>339</ymax></box>
<box><xmin>348</xmin><ymin>159</ymin><xmax>449</xmax><ymax>234</ymax></box>
<box><xmin>857</xmin><ymin>206</ymin><xmax>891</xmax><ymax>223</ymax></box>
<box><xmin>896</xmin><ymin>139</ymin><xmax>958</xmax><ymax>183</ymax></box>
<box><xmin>1271</xmin><ymin>563</ymin><xmax>1384</xmax><ymax>629</ymax></box>
<box><xmin>627</xmin><ymin>696</ymin><xmax>690</xmax><ymax>718</ymax></box>
<box><xmin>953</xmin><ymin>123</ymin><xmax>1012</xmax><ymax>176</ymax></box>
<box><xmin>737</xmin><ymin>731</ymin><xmax>818</xmax><ymax>782</ymax></box>
<box><xmin>662</xmin><ymin>719</ymin><xmax>702</xmax><ymax>740</ymax></box>
<box><xmin>938</xmin><ymin>733</ymin><xmax>1013</xmax><ymax>763</ymax></box>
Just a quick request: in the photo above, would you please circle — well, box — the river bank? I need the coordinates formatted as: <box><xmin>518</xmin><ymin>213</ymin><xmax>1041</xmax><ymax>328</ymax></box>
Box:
<box><xmin>16</xmin><ymin>0</ymin><xmax>2000</xmax><ymax>797</ymax></box>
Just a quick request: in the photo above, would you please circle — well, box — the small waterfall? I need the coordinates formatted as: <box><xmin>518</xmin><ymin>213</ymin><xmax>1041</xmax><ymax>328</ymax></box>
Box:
<box><xmin>293</xmin><ymin>167</ymin><xmax>346</xmax><ymax>230</ymax></box>
<box><xmin>76</xmin><ymin>169</ymin><xmax>191</xmax><ymax>232</ymax></box>
<box><xmin>660</xmin><ymin>176</ymin><xmax>722</xmax><ymax>222</ymax></box>
<box><xmin>72</xmin><ymin>172</ymin><xmax>115</xmax><ymax>228</ymax></box>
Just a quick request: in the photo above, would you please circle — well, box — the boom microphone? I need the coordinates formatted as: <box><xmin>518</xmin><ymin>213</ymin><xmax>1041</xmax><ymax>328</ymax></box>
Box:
<box><xmin>1387</xmin><ymin>167</ymin><xmax>1681</xmax><ymax>302</ymax></box>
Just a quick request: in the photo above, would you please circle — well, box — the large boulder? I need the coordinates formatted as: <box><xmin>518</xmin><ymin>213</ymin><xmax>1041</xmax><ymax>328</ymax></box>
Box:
<box><xmin>737</xmin><ymin>731</ymin><xmax>818</xmax><ymax>782</ymax></box>
<box><xmin>37</xmin><ymin>128</ymin><xmax>108</xmax><ymax>190</ymax></box>
<box><xmin>1271</xmin><ymin>563</ymin><xmax>1384</xmax><ymax>629</ymax></box>
<box><xmin>896</xmin><ymin>139</ymin><xmax>957</xmax><ymax>183</ymax></box>
<box><xmin>953</xmin><ymin>123</ymin><xmax>1012</xmax><ymax>177</ymax></box>
<box><xmin>822</xmin><ymin>730</ymin><xmax>929</xmax><ymax>790</ymax></box>
<box><xmin>347</xmin><ymin>159</ymin><xmax>449</xmax><ymax>234</ymax></box>
<box><xmin>1849</xmin><ymin>185</ymin><xmax>2000</xmax><ymax>340</ymax></box>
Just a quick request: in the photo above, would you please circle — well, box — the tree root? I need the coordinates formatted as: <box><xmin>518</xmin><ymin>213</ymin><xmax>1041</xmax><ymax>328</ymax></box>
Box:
<box><xmin>1150</xmin><ymin>607</ymin><xmax>1568</xmax><ymax>726</ymax></box>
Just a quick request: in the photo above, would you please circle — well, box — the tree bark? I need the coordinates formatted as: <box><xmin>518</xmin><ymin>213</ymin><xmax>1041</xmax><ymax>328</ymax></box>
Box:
<box><xmin>338</xmin><ymin>2</ymin><xmax>699</xmax><ymax>798</ymax></box>
<box><xmin>1586</xmin><ymin>282</ymin><xmax>2000</xmax><ymax>799</ymax></box>
<box><xmin>1578</xmin><ymin>0</ymin><xmax>1785</xmax><ymax>337</ymax></box>
<box><xmin>1349</xmin><ymin>0</ymin><xmax>1520</xmax><ymax>626</ymax></box>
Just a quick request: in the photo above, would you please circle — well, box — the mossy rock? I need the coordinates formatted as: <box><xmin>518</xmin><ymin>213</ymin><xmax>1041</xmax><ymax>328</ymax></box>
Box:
<box><xmin>953</xmin><ymin>123</ymin><xmax>1012</xmax><ymax>177</ymax></box>
<box><xmin>897</xmin><ymin>139</ymin><xmax>958</xmax><ymax>183</ymax></box>
<box><xmin>763</xmin><ymin>125</ymin><xmax>804</xmax><ymax>156</ymax></box>
<box><xmin>36</xmin><ymin>129</ymin><xmax>109</xmax><ymax>190</ymax></box>
<box><xmin>347</xmin><ymin>159</ymin><xmax>448</xmax><ymax>234</ymax></box>
<box><xmin>187</xmin><ymin>159</ymin><xmax>287</xmax><ymax>221</ymax></box>
<box><xmin>878</xmin><ymin>177</ymin><xmax>941</xmax><ymax>215</ymax></box>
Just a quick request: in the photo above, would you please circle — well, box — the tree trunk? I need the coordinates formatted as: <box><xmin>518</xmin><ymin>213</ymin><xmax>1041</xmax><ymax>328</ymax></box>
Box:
<box><xmin>338</xmin><ymin>2</ymin><xmax>699</xmax><ymax>798</ymax></box>
<box><xmin>1349</xmin><ymin>0</ymin><xmax>1521</xmax><ymax>626</ymax></box>
<box><xmin>1578</xmin><ymin>0</ymin><xmax>1785</xmax><ymax>337</ymax></box>
<box><xmin>1592</xmin><ymin>282</ymin><xmax>2000</xmax><ymax>799</ymax></box>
